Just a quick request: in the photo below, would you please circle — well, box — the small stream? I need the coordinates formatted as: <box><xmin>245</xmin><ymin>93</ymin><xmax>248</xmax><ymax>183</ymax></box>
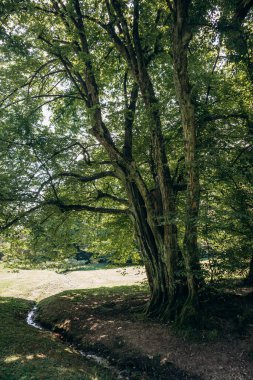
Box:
<box><xmin>26</xmin><ymin>305</ymin><xmax>127</xmax><ymax>379</ymax></box>
<box><xmin>27</xmin><ymin>306</ymin><xmax>43</xmax><ymax>330</ymax></box>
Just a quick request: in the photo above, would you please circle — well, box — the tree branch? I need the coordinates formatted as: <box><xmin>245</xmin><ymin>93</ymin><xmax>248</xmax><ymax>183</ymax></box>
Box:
<box><xmin>47</xmin><ymin>199</ymin><xmax>129</xmax><ymax>215</ymax></box>
<box><xmin>95</xmin><ymin>190</ymin><xmax>128</xmax><ymax>205</ymax></box>
<box><xmin>205</xmin><ymin>45</ymin><xmax>221</xmax><ymax>105</ymax></box>
<box><xmin>235</xmin><ymin>0</ymin><xmax>253</xmax><ymax>22</ymax></box>
<box><xmin>0</xmin><ymin>204</ymin><xmax>43</xmax><ymax>232</ymax></box>
<box><xmin>123</xmin><ymin>75</ymin><xmax>138</xmax><ymax>160</ymax></box>
<box><xmin>202</xmin><ymin>113</ymin><xmax>249</xmax><ymax>122</ymax></box>
<box><xmin>0</xmin><ymin>197</ymin><xmax>129</xmax><ymax>232</ymax></box>
<box><xmin>58</xmin><ymin>170</ymin><xmax>117</xmax><ymax>182</ymax></box>
<box><xmin>166</xmin><ymin>0</ymin><xmax>175</xmax><ymax>14</ymax></box>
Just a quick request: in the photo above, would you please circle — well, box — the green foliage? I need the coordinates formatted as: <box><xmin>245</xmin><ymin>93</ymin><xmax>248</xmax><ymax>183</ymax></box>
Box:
<box><xmin>0</xmin><ymin>0</ymin><xmax>252</xmax><ymax>282</ymax></box>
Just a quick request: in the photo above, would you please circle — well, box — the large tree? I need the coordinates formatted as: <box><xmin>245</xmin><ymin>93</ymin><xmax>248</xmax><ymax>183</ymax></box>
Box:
<box><xmin>0</xmin><ymin>0</ymin><xmax>252</xmax><ymax>323</ymax></box>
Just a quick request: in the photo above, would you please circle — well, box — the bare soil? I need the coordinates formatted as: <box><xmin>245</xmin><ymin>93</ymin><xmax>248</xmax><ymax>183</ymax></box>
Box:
<box><xmin>37</xmin><ymin>286</ymin><xmax>253</xmax><ymax>380</ymax></box>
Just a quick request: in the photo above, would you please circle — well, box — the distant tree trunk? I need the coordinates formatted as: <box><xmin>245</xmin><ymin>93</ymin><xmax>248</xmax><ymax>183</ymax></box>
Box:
<box><xmin>245</xmin><ymin>254</ymin><xmax>253</xmax><ymax>285</ymax></box>
<box><xmin>171</xmin><ymin>0</ymin><xmax>202</xmax><ymax>323</ymax></box>
<box><xmin>225</xmin><ymin>2</ymin><xmax>253</xmax><ymax>284</ymax></box>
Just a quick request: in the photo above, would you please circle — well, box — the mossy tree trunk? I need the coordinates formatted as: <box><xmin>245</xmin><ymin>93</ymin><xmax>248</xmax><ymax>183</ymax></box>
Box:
<box><xmin>126</xmin><ymin>180</ymin><xmax>186</xmax><ymax>321</ymax></box>
<box><xmin>171</xmin><ymin>0</ymin><xmax>202</xmax><ymax>322</ymax></box>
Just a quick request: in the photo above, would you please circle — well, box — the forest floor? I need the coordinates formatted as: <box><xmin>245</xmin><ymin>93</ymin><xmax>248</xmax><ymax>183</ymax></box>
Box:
<box><xmin>36</xmin><ymin>285</ymin><xmax>253</xmax><ymax>380</ymax></box>
<box><xmin>1</xmin><ymin>264</ymin><xmax>253</xmax><ymax>379</ymax></box>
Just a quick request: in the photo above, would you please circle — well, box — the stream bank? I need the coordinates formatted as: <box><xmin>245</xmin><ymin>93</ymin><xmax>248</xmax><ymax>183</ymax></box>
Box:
<box><xmin>0</xmin><ymin>297</ymin><xmax>112</xmax><ymax>380</ymax></box>
<box><xmin>35</xmin><ymin>287</ymin><xmax>202</xmax><ymax>380</ymax></box>
<box><xmin>27</xmin><ymin>305</ymin><xmax>126</xmax><ymax>379</ymax></box>
<box><xmin>35</xmin><ymin>286</ymin><xmax>253</xmax><ymax>380</ymax></box>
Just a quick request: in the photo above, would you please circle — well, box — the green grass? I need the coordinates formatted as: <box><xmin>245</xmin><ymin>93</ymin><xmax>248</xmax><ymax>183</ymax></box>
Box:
<box><xmin>2</xmin><ymin>259</ymin><xmax>135</xmax><ymax>273</ymax></box>
<box><xmin>2</xmin><ymin>260</ymin><xmax>113</xmax><ymax>272</ymax></box>
<box><xmin>37</xmin><ymin>285</ymin><xmax>148</xmax><ymax>316</ymax></box>
<box><xmin>56</xmin><ymin>262</ymin><xmax>117</xmax><ymax>274</ymax></box>
<box><xmin>0</xmin><ymin>297</ymin><xmax>113</xmax><ymax>380</ymax></box>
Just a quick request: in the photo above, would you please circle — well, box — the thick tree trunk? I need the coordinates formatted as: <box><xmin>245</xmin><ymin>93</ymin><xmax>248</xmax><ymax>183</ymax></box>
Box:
<box><xmin>128</xmin><ymin>32</ymin><xmax>187</xmax><ymax>319</ymax></box>
<box><xmin>172</xmin><ymin>0</ymin><xmax>202</xmax><ymax>323</ymax></box>
<box><xmin>126</xmin><ymin>180</ymin><xmax>186</xmax><ymax>321</ymax></box>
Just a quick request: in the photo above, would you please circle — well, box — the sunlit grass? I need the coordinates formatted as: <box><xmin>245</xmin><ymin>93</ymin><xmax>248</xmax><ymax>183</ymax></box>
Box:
<box><xmin>0</xmin><ymin>297</ymin><xmax>112</xmax><ymax>379</ymax></box>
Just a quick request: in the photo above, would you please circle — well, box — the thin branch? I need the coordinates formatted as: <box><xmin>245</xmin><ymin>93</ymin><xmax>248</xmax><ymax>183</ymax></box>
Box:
<box><xmin>231</xmin><ymin>143</ymin><xmax>253</xmax><ymax>166</ymax></box>
<box><xmin>0</xmin><ymin>204</ymin><xmax>43</xmax><ymax>232</ymax></box>
<box><xmin>27</xmin><ymin>59</ymin><xmax>59</xmax><ymax>94</ymax></box>
<box><xmin>166</xmin><ymin>0</ymin><xmax>175</xmax><ymax>14</ymax></box>
<box><xmin>123</xmin><ymin>71</ymin><xmax>129</xmax><ymax>108</ymax></box>
<box><xmin>202</xmin><ymin>113</ymin><xmax>249</xmax><ymax>122</ymax></box>
<box><xmin>32</xmin><ymin>148</ymin><xmax>60</xmax><ymax>202</ymax></box>
<box><xmin>34</xmin><ymin>5</ymin><xmax>57</xmax><ymax>15</ymax></box>
<box><xmin>172</xmin><ymin>156</ymin><xmax>184</xmax><ymax>183</ymax></box>
<box><xmin>235</xmin><ymin>0</ymin><xmax>253</xmax><ymax>22</ymax></box>
<box><xmin>3</xmin><ymin>93</ymin><xmax>82</xmax><ymax>110</ymax></box>
<box><xmin>38</xmin><ymin>34</ymin><xmax>88</xmax><ymax>102</ymax></box>
<box><xmin>111</xmin><ymin>0</ymin><xmax>133</xmax><ymax>51</ymax></box>
<box><xmin>26</xmin><ymin>169</ymin><xmax>116</xmax><ymax>201</ymax></box>
<box><xmin>205</xmin><ymin>45</ymin><xmax>220</xmax><ymax>105</ymax></box>
<box><xmin>133</xmin><ymin>0</ymin><xmax>147</xmax><ymax>74</ymax></box>
<box><xmin>47</xmin><ymin>199</ymin><xmax>129</xmax><ymax>214</ymax></box>
<box><xmin>95</xmin><ymin>190</ymin><xmax>128</xmax><ymax>205</ymax></box>
<box><xmin>123</xmin><ymin>78</ymin><xmax>138</xmax><ymax>160</ymax></box>
<box><xmin>0</xmin><ymin>59</ymin><xmax>57</xmax><ymax>106</ymax></box>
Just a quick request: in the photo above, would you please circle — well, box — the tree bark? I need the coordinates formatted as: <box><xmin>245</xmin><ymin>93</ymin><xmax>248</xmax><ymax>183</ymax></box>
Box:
<box><xmin>245</xmin><ymin>254</ymin><xmax>253</xmax><ymax>285</ymax></box>
<box><xmin>171</xmin><ymin>0</ymin><xmax>202</xmax><ymax>323</ymax></box>
<box><xmin>126</xmin><ymin>180</ymin><xmax>186</xmax><ymax>321</ymax></box>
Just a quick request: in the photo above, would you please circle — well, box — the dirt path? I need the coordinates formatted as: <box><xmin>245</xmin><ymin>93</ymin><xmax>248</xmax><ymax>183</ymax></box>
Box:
<box><xmin>0</xmin><ymin>265</ymin><xmax>146</xmax><ymax>300</ymax></box>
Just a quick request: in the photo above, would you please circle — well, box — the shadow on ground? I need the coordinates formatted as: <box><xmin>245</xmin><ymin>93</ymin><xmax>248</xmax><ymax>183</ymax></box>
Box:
<box><xmin>0</xmin><ymin>296</ymin><xmax>112</xmax><ymax>380</ymax></box>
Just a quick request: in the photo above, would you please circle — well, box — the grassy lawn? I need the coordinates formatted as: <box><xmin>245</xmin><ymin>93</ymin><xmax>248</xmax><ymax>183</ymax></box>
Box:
<box><xmin>0</xmin><ymin>263</ymin><xmax>146</xmax><ymax>301</ymax></box>
<box><xmin>0</xmin><ymin>265</ymin><xmax>145</xmax><ymax>380</ymax></box>
<box><xmin>0</xmin><ymin>297</ymin><xmax>114</xmax><ymax>380</ymax></box>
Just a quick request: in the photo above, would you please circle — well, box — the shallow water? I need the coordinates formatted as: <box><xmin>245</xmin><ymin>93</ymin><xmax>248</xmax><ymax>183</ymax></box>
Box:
<box><xmin>26</xmin><ymin>306</ymin><xmax>43</xmax><ymax>330</ymax></box>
